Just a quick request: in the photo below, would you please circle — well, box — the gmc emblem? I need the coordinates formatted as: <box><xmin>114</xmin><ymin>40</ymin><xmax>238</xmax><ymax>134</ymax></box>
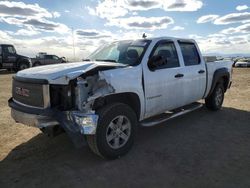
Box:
<box><xmin>15</xmin><ymin>87</ymin><xmax>30</xmax><ymax>97</ymax></box>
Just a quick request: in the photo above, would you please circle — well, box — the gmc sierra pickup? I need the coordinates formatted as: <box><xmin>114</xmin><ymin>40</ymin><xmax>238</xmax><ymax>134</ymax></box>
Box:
<box><xmin>9</xmin><ymin>37</ymin><xmax>233</xmax><ymax>159</ymax></box>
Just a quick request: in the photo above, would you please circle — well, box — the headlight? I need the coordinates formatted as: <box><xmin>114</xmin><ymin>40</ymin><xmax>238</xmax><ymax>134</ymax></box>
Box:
<box><xmin>73</xmin><ymin>113</ymin><xmax>98</xmax><ymax>134</ymax></box>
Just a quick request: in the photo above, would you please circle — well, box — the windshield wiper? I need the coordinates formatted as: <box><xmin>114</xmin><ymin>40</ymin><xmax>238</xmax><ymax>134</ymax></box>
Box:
<box><xmin>95</xmin><ymin>59</ymin><xmax>117</xmax><ymax>63</ymax></box>
<box><xmin>82</xmin><ymin>59</ymin><xmax>90</xmax><ymax>61</ymax></box>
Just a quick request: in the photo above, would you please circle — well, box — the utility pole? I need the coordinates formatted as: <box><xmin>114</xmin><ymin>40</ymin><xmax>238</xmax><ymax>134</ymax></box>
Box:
<box><xmin>71</xmin><ymin>27</ymin><xmax>76</xmax><ymax>61</ymax></box>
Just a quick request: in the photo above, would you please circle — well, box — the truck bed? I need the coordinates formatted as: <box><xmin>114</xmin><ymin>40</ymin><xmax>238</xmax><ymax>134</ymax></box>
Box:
<box><xmin>205</xmin><ymin>60</ymin><xmax>233</xmax><ymax>98</ymax></box>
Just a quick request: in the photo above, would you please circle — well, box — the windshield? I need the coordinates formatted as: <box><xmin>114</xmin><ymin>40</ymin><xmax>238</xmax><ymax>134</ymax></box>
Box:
<box><xmin>86</xmin><ymin>39</ymin><xmax>151</xmax><ymax>66</ymax></box>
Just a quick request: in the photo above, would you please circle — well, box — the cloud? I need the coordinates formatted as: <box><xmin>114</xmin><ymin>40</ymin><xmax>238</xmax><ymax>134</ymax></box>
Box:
<box><xmin>214</xmin><ymin>12</ymin><xmax>250</xmax><ymax>25</ymax></box>
<box><xmin>236</xmin><ymin>5</ymin><xmax>249</xmax><ymax>11</ymax></box>
<box><xmin>0</xmin><ymin>1</ymin><xmax>52</xmax><ymax>18</ymax></box>
<box><xmin>52</xmin><ymin>12</ymin><xmax>61</xmax><ymax>18</ymax></box>
<box><xmin>189</xmin><ymin>32</ymin><xmax>250</xmax><ymax>54</ymax></box>
<box><xmin>0</xmin><ymin>17</ymin><xmax>69</xmax><ymax>34</ymax></box>
<box><xmin>197</xmin><ymin>15</ymin><xmax>219</xmax><ymax>23</ymax></box>
<box><xmin>0</xmin><ymin>1</ymin><xmax>69</xmax><ymax>34</ymax></box>
<box><xmin>7</xmin><ymin>27</ymin><xmax>40</xmax><ymax>36</ymax></box>
<box><xmin>90</xmin><ymin>0</ymin><xmax>203</xmax><ymax>20</ymax></box>
<box><xmin>221</xmin><ymin>23</ymin><xmax>250</xmax><ymax>34</ymax></box>
<box><xmin>107</xmin><ymin>16</ymin><xmax>174</xmax><ymax>30</ymax></box>
<box><xmin>171</xmin><ymin>26</ymin><xmax>185</xmax><ymax>30</ymax></box>
<box><xmin>76</xmin><ymin>29</ymin><xmax>112</xmax><ymax>39</ymax></box>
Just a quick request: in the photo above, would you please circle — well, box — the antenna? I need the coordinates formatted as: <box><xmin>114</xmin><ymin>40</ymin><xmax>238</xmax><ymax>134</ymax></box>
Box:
<box><xmin>142</xmin><ymin>33</ymin><xmax>147</xmax><ymax>39</ymax></box>
<box><xmin>71</xmin><ymin>27</ymin><xmax>76</xmax><ymax>61</ymax></box>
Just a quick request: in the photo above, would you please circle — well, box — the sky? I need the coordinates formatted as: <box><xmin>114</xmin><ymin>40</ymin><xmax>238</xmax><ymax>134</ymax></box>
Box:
<box><xmin>0</xmin><ymin>0</ymin><xmax>250</xmax><ymax>59</ymax></box>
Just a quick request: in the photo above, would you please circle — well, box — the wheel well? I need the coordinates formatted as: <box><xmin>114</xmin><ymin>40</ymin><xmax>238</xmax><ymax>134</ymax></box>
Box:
<box><xmin>18</xmin><ymin>59</ymin><xmax>29</xmax><ymax>66</ymax></box>
<box><xmin>92</xmin><ymin>92</ymin><xmax>141</xmax><ymax>120</ymax></box>
<box><xmin>222</xmin><ymin>76</ymin><xmax>229</xmax><ymax>91</ymax></box>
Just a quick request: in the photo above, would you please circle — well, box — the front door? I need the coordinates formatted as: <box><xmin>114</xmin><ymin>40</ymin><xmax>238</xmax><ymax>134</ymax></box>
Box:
<box><xmin>143</xmin><ymin>40</ymin><xmax>186</xmax><ymax>118</ymax></box>
<box><xmin>2</xmin><ymin>45</ymin><xmax>17</xmax><ymax>68</ymax></box>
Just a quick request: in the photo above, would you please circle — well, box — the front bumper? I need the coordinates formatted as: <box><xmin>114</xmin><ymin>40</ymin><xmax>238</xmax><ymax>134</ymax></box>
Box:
<box><xmin>11</xmin><ymin>108</ymin><xmax>58</xmax><ymax>128</ymax></box>
<box><xmin>9</xmin><ymin>98</ymin><xmax>98</xmax><ymax>135</ymax></box>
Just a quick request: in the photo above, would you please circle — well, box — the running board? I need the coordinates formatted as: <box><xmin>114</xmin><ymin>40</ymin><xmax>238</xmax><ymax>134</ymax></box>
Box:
<box><xmin>140</xmin><ymin>102</ymin><xmax>203</xmax><ymax>127</ymax></box>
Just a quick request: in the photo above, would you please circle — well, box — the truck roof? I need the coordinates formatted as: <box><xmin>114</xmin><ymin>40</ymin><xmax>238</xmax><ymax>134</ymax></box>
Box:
<box><xmin>146</xmin><ymin>36</ymin><xmax>196</xmax><ymax>43</ymax></box>
<box><xmin>0</xmin><ymin>44</ymin><xmax>14</xmax><ymax>46</ymax></box>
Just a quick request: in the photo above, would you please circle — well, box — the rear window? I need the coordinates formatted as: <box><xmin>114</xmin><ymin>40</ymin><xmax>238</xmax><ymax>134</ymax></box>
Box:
<box><xmin>179</xmin><ymin>42</ymin><xmax>200</xmax><ymax>66</ymax></box>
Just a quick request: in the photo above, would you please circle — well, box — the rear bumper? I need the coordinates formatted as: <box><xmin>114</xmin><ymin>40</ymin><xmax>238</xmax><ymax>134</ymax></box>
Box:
<box><xmin>8</xmin><ymin>98</ymin><xmax>98</xmax><ymax>135</ymax></box>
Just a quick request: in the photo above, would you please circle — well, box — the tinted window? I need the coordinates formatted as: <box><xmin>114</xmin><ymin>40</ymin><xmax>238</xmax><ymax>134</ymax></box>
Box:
<box><xmin>7</xmin><ymin>46</ymin><xmax>15</xmax><ymax>54</ymax></box>
<box><xmin>0</xmin><ymin>46</ymin><xmax>2</xmax><ymax>55</ymax></box>
<box><xmin>179</xmin><ymin>42</ymin><xmax>200</xmax><ymax>66</ymax></box>
<box><xmin>3</xmin><ymin>46</ymin><xmax>15</xmax><ymax>54</ymax></box>
<box><xmin>151</xmin><ymin>42</ymin><xmax>180</xmax><ymax>69</ymax></box>
<box><xmin>45</xmin><ymin>55</ymin><xmax>53</xmax><ymax>59</ymax></box>
<box><xmin>53</xmin><ymin>56</ymin><xmax>59</xmax><ymax>60</ymax></box>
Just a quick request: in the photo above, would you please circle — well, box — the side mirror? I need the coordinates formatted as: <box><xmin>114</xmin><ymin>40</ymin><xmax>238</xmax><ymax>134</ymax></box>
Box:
<box><xmin>148</xmin><ymin>55</ymin><xmax>165</xmax><ymax>70</ymax></box>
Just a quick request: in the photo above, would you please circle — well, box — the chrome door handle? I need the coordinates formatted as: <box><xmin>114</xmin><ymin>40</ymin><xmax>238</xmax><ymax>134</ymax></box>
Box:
<box><xmin>175</xmin><ymin>74</ymin><xmax>184</xmax><ymax>78</ymax></box>
<box><xmin>198</xmin><ymin>70</ymin><xmax>205</xmax><ymax>74</ymax></box>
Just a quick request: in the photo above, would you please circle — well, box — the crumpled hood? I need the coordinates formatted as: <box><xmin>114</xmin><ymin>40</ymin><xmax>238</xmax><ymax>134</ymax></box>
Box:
<box><xmin>16</xmin><ymin>61</ymin><xmax>126</xmax><ymax>84</ymax></box>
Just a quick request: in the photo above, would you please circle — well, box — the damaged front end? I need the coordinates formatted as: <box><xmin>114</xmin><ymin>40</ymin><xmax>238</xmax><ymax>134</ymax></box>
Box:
<box><xmin>9</xmin><ymin>63</ymin><xmax>121</xmax><ymax>143</ymax></box>
<box><xmin>59</xmin><ymin>73</ymin><xmax>114</xmax><ymax>135</ymax></box>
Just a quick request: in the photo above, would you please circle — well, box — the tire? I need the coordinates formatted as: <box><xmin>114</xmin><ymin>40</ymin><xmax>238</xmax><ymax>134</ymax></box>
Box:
<box><xmin>18</xmin><ymin>62</ymin><xmax>29</xmax><ymax>71</ymax></box>
<box><xmin>205</xmin><ymin>82</ymin><xmax>224</xmax><ymax>111</ymax></box>
<box><xmin>33</xmin><ymin>62</ymin><xmax>41</xmax><ymax>67</ymax></box>
<box><xmin>86</xmin><ymin>103</ymin><xmax>137</xmax><ymax>159</ymax></box>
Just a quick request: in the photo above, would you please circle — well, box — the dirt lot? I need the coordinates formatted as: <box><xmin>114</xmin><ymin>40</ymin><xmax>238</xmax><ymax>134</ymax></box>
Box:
<box><xmin>0</xmin><ymin>68</ymin><xmax>249</xmax><ymax>188</ymax></box>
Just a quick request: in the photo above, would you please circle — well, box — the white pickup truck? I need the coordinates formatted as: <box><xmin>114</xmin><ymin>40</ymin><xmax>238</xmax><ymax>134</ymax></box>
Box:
<box><xmin>9</xmin><ymin>37</ymin><xmax>233</xmax><ymax>159</ymax></box>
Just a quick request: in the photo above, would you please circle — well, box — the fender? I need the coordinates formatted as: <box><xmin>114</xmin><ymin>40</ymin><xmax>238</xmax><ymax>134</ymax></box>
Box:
<box><xmin>92</xmin><ymin>92</ymin><xmax>141</xmax><ymax>120</ymax></box>
<box><xmin>208</xmin><ymin>68</ymin><xmax>230</xmax><ymax>97</ymax></box>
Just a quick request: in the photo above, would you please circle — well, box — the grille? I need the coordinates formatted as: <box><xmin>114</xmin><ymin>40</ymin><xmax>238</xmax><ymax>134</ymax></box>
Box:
<box><xmin>12</xmin><ymin>79</ymin><xmax>45</xmax><ymax>108</ymax></box>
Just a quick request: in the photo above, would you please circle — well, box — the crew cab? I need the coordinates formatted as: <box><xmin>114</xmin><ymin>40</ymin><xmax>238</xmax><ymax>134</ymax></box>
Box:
<box><xmin>0</xmin><ymin>44</ymin><xmax>32</xmax><ymax>71</ymax></box>
<box><xmin>9</xmin><ymin>37</ymin><xmax>233</xmax><ymax>159</ymax></box>
<box><xmin>32</xmin><ymin>54</ymin><xmax>66</xmax><ymax>67</ymax></box>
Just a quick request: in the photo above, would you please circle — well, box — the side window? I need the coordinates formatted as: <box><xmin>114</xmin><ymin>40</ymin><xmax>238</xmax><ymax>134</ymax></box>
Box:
<box><xmin>0</xmin><ymin>46</ymin><xmax>2</xmax><ymax>55</ymax></box>
<box><xmin>151</xmin><ymin>42</ymin><xmax>180</xmax><ymax>69</ymax></box>
<box><xmin>7</xmin><ymin>46</ymin><xmax>16</xmax><ymax>54</ymax></box>
<box><xmin>53</xmin><ymin>56</ymin><xmax>59</xmax><ymax>60</ymax></box>
<box><xmin>179</xmin><ymin>42</ymin><xmax>200</xmax><ymax>66</ymax></box>
<box><xmin>46</xmin><ymin>55</ymin><xmax>53</xmax><ymax>59</ymax></box>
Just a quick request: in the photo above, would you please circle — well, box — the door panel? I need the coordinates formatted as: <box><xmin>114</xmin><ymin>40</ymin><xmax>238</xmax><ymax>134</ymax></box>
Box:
<box><xmin>143</xmin><ymin>40</ymin><xmax>186</xmax><ymax>118</ymax></box>
<box><xmin>2</xmin><ymin>46</ymin><xmax>17</xmax><ymax>67</ymax></box>
<box><xmin>178</xmin><ymin>42</ymin><xmax>206</xmax><ymax>104</ymax></box>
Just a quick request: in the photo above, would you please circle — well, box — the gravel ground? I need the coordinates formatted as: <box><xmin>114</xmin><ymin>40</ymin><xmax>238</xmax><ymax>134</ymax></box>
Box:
<box><xmin>0</xmin><ymin>68</ymin><xmax>249</xmax><ymax>188</ymax></box>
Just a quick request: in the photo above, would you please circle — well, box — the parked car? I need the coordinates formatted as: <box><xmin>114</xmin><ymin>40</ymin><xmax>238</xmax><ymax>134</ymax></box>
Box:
<box><xmin>0</xmin><ymin>44</ymin><xmax>32</xmax><ymax>71</ymax></box>
<box><xmin>235</xmin><ymin>59</ymin><xmax>250</xmax><ymax>67</ymax></box>
<box><xmin>9</xmin><ymin>37</ymin><xmax>233</xmax><ymax>159</ymax></box>
<box><xmin>32</xmin><ymin>54</ymin><xmax>66</xmax><ymax>66</ymax></box>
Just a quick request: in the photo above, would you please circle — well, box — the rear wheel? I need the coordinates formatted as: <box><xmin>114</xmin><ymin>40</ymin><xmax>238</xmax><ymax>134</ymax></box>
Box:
<box><xmin>18</xmin><ymin>62</ymin><xmax>29</xmax><ymax>71</ymax></box>
<box><xmin>86</xmin><ymin>103</ymin><xmax>137</xmax><ymax>159</ymax></box>
<box><xmin>205</xmin><ymin>82</ymin><xmax>224</xmax><ymax>111</ymax></box>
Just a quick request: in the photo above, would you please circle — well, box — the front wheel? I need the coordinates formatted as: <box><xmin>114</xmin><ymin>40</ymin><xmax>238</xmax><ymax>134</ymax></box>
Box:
<box><xmin>86</xmin><ymin>103</ymin><xmax>137</xmax><ymax>159</ymax></box>
<box><xmin>205</xmin><ymin>82</ymin><xmax>224</xmax><ymax>111</ymax></box>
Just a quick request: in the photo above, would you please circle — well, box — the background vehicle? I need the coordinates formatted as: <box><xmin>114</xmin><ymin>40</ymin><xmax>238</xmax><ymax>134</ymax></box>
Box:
<box><xmin>0</xmin><ymin>44</ymin><xmax>32</xmax><ymax>71</ymax></box>
<box><xmin>9</xmin><ymin>37</ymin><xmax>233</xmax><ymax>159</ymax></box>
<box><xmin>32</xmin><ymin>54</ymin><xmax>66</xmax><ymax>66</ymax></box>
<box><xmin>235</xmin><ymin>59</ymin><xmax>250</xmax><ymax>67</ymax></box>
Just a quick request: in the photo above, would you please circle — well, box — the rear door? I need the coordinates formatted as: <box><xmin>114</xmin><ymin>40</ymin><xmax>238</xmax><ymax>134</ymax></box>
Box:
<box><xmin>177</xmin><ymin>41</ymin><xmax>206</xmax><ymax>104</ymax></box>
<box><xmin>143</xmin><ymin>40</ymin><xmax>186</xmax><ymax>118</ymax></box>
